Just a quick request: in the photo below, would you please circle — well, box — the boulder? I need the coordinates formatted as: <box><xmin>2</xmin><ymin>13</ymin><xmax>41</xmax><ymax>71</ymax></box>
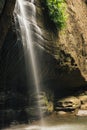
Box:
<box><xmin>55</xmin><ymin>96</ymin><xmax>81</xmax><ymax>111</ymax></box>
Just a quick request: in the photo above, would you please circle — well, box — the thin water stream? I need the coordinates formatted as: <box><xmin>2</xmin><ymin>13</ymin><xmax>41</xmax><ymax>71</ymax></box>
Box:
<box><xmin>14</xmin><ymin>0</ymin><xmax>44</xmax><ymax>125</ymax></box>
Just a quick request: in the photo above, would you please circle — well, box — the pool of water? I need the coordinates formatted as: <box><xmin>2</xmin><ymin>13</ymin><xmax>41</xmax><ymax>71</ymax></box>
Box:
<box><xmin>23</xmin><ymin>124</ymin><xmax>87</xmax><ymax>130</ymax></box>
<box><xmin>3</xmin><ymin>114</ymin><xmax>87</xmax><ymax>130</ymax></box>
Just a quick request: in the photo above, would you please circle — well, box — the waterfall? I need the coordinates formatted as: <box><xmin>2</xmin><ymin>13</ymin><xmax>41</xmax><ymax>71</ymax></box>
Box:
<box><xmin>14</xmin><ymin>0</ymin><xmax>44</xmax><ymax>124</ymax></box>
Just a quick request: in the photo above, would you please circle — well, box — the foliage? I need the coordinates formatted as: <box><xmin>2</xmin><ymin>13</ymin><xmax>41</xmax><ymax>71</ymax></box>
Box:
<box><xmin>43</xmin><ymin>0</ymin><xmax>67</xmax><ymax>30</ymax></box>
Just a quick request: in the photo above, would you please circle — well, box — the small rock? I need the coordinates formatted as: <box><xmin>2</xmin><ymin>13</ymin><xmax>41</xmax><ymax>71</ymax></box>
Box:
<box><xmin>57</xmin><ymin>111</ymin><xmax>67</xmax><ymax>115</ymax></box>
<box><xmin>81</xmin><ymin>103</ymin><xmax>87</xmax><ymax>110</ymax></box>
<box><xmin>78</xmin><ymin>95</ymin><xmax>87</xmax><ymax>104</ymax></box>
<box><xmin>76</xmin><ymin>110</ymin><xmax>87</xmax><ymax>116</ymax></box>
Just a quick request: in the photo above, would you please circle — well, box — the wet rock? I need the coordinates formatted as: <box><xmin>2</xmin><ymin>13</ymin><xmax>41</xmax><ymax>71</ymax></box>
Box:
<box><xmin>0</xmin><ymin>109</ymin><xmax>16</xmax><ymax>125</ymax></box>
<box><xmin>55</xmin><ymin>96</ymin><xmax>81</xmax><ymax>111</ymax></box>
<box><xmin>27</xmin><ymin>91</ymin><xmax>53</xmax><ymax>117</ymax></box>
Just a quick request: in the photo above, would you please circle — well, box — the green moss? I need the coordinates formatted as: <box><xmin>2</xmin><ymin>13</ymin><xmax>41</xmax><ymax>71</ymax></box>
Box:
<box><xmin>42</xmin><ymin>0</ymin><xmax>67</xmax><ymax>30</ymax></box>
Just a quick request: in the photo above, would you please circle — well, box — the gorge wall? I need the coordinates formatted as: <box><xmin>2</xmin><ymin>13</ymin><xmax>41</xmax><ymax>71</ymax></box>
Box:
<box><xmin>34</xmin><ymin>0</ymin><xmax>87</xmax><ymax>89</ymax></box>
<box><xmin>0</xmin><ymin>0</ymin><xmax>87</xmax><ymax>90</ymax></box>
<box><xmin>0</xmin><ymin>0</ymin><xmax>87</xmax><ymax>126</ymax></box>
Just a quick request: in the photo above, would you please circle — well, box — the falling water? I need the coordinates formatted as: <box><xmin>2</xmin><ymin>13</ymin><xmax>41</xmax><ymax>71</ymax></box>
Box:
<box><xmin>14</xmin><ymin>0</ymin><xmax>44</xmax><ymax>125</ymax></box>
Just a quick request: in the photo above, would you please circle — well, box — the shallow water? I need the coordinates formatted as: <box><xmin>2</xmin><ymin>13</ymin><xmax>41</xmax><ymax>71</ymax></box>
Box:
<box><xmin>3</xmin><ymin>114</ymin><xmax>87</xmax><ymax>130</ymax></box>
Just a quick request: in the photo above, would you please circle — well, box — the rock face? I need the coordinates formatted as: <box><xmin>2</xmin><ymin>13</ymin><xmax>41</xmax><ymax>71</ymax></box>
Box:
<box><xmin>0</xmin><ymin>0</ymin><xmax>87</xmax><ymax>100</ymax></box>
<box><xmin>32</xmin><ymin>0</ymin><xmax>87</xmax><ymax>89</ymax></box>
<box><xmin>59</xmin><ymin>0</ymin><xmax>87</xmax><ymax>80</ymax></box>
<box><xmin>0</xmin><ymin>0</ymin><xmax>5</xmax><ymax>14</ymax></box>
<box><xmin>0</xmin><ymin>0</ymin><xmax>16</xmax><ymax>47</ymax></box>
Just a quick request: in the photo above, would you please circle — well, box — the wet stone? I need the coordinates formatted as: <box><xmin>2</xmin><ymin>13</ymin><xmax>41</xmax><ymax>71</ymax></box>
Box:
<box><xmin>26</xmin><ymin>91</ymin><xmax>53</xmax><ymax>117</ymax></box>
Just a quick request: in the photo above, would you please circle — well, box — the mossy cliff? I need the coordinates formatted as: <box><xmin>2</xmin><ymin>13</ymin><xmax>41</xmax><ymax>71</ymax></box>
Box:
<box><xmin>35</xmin><ymin>0</ymin><xmax>87</xmax><ymax>88</ymax></box>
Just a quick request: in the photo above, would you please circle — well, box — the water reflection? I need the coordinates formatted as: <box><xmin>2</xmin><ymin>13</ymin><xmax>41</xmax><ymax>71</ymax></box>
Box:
<box><xmin>3</xmin><ymin>116</ymin><xmax>87</xmax><ymax>130</ymax></box>
<box><xmin>25</xmin><ymin>124</ymin><xmax>87</xmax><ymax>130</ymax></box>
